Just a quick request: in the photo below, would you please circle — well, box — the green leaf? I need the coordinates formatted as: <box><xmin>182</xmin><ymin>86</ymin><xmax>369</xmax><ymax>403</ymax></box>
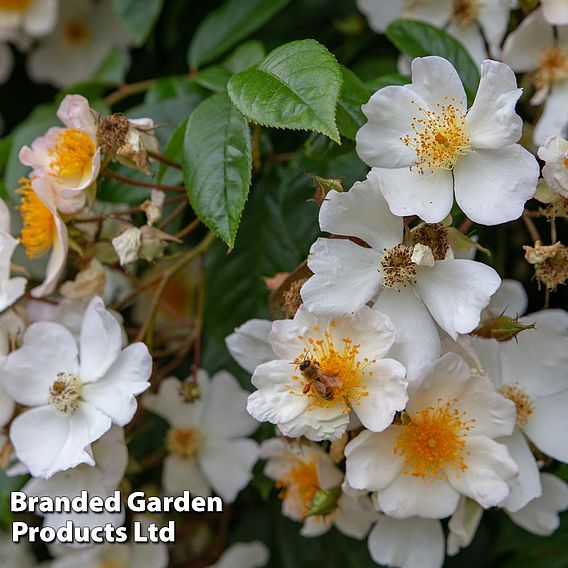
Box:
<box><xmin>195</xmin><ymin>66</ymin><xmax>232</xmax><ymax>93</ymax></box>
<box><xmin>228</xmin><ymin>39</ymin><xmax>343</xmax><ymax>143</ymax></box>
<box><xmin>112</xmin><ymin>0</ymin><xmax>164</xmax><ymax>45</ymax></box>
<box><xmin>366</xmin><ymin>73</ymin><xmax>410</xmax><ymax>91</ymax></box>
<box><xmin>336</xmin><ymin>67</ymin><xmax>371</xmax><ymax>140</ymax></box>
<box><xmin>386</xmin><ymin>19</ymin><xmax>480</xmax><ymax>102</ymax></box>
<box><xmin>224</xmin><ymin>40</ymin><xmax>266</xmax><ymax>73</ymax></box>
<box><xmin>183</xmin><ymin>93</ymin><xmax>252</xmax><ymax>247</ymax></box>
<box><xmin>93</xmin><ymin>46</ymin><xmax>129</xmax><ymax>84</ymax></box>
<box><xmin>188</xmin><ymin>0</ymin><xmax>289</xmax><ymax>67</ymax></box>
<box><xmin>157</xmin><ymin>118</ymin><xmax>187</xmax><ymax>184</ymax></box>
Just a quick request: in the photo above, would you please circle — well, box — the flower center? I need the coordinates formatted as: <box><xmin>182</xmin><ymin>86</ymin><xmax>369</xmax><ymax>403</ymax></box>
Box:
<box><xmin>17</xmin><ymin>177</ymin><xmax>56</xmax><ymax>259</ymax></box>
<box><xmin>49</xmin><ymin>128</ymin><xmax>95</xmax><ymax>179</ymax></box>
<box><xmin>0</xmin><ymin>0</ymin><xmax>32</xmax><ymax>11</ymax></box>
<box><xmin>451</xmin><ymin>0</ymin><xmax>479</xmax><ymax>25</ymax></box>
<box><xmin>402</xmin><ymin>99</ymin><xmax>470</xmax><ymax>174</ymax></box>
<box><xmin>394</xmin><ymin>400</ymin><xmax>474</xmax><ymax>480</ymax></box>
<box><xmin>275</xmin><ymin>458</ymin><xmax>319</xmax><ymax>519</ymax></box>
<box><xmin>48</xmin><ymin>372</ymin><xmax>83</xmax><ymax>416</ymax></box>
<box><xmin>292</xmin><ymin>322</ymin><xmax>372</xmax><ymax>412</ymax></box>
<box><xmin>499</xmin><ymin>384</ymin><xmax>534</xmax><ymax>428</ymax></box>
<box><xmin>64</xmin><ymin>20</ymin><xmax>89</xmax><ymax>45</ymax></box>
<box><xmin>380</xmin><ymin>243</ymin><xmax>417</xmax><ymax>287</ymax></box>
<box><xmin>411</xmin><ymin>223</ymin><xmax>450</xmax><ymax>261</ymax></box>
<box><xmin>535</xmin><ymin>46</ymin><xmax>568</xmax><ymax>88</ymax></box>
<box><xmin>166</xmin><ymin>426</ymin><xmax>202</xmax><ymax>459</ymax></box>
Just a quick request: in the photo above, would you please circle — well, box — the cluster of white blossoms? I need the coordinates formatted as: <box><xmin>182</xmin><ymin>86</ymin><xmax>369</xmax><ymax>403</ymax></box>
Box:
<box><xmin>0</xmin><ymin>0</ymin><xmax>129</xmax><ymax>90</ymax></box>
<box><xmin>227</xmin><ymin>53</ymin><xmax>568</xmax><ymax>568</ymax></box>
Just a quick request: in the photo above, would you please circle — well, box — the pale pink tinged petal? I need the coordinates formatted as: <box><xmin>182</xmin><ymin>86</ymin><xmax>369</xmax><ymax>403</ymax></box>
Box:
<box><xmin>82</xmin><ymin>343</ymin><xmax>151</xmax><ymax>426</ymax></box>
<box><xmin>454</xmin><ymin>146</ymin><xmax>538</xmax><ymax>225</ymax></box>
<box><xmin>378</xmin><ymin>473</ymin><xmax>461</xmax><ymax>519</ymax></box>
<box><xmin>497</xmin><ymin>322</ymin><xmax>568</xmax><ymax>398</ymax></box>
<box><xmin>10</xmin><ymin>403</ymin><xmax>111</xmax><ymax>478</ymax></box>
<box><xmin>344</xmin><ymin>428</ymin><xmax>403</xmax><ymax>492</ymax></box>
<box><xmin>201</xmin><ymin>371</ymin><xmax>258</xmax><ymax>438</ymax></box>
<box><xmin>409</xmin><ymin>56</ymin><xmax>467</xmax><ymax>111</ymax></box>
<box><xmin>446</xmin><ymin>22</ymin><xmax>487</xmax><ymax>63</ymax></box>
<box><xmin>477</xmin><ymin>0</ymin><xmax>513</xmax><ymax>54</ymax></box>
<box><xmin>368</xmin><ymin>516</ymin><xmax>445</xmax><ymax>568</ymax></box>
<box><xmin>501</xmin><ymin>431</ymin><xmax>542</xmax><ymax>513</ymax></box>
<box><xmin>523</xmin><ymin>390</ymin><xmax>568</xmax><ymax>462</ymax></box>
<box><xmin>248</xmin><ymin>360</ymin><xmax>309</xmax><ymax>424</ymax></box>
<box><xmin>302</xmin><ymin>238</ymin><xmax>381</xmax><ymax>316</ymax></box>
<box><xmin>356</xmin><ymin>0</ymin><xmax>404</xmax><ymax>33</ymax></box>
<box><xmin>225</xmin><ymin>319</ymin><xmax>274</xmax><ymax>374</ymax></box>
<box><xmin>466</xmin><ymin>60</ymin><xmax>523</xmax><ymax>148</ymax></box>
<box><xmin>353</xmin><ymin>359</ymin><xmax>407</xmax><ymax>432</ymax></box>
<box><xmin>502</xmin><ymin>9</ymin><xmax>554</xmax><ymax>72</ymax></box>
<box><xmin>356</xmin><ymin>86</ymin><xmax>427</xmax><ymax>168</ymax></box>
<box><xmin>163</xmin><ymin>455</ymin><xmax>211</xmax><ymax>497</ymax></box>
<box><xmin>199</xmin><ymin>438</ymin><xmax>258</xmax><ymax>502</ymax></box>
<box><xmin>57</xmin><ymin>94</ymin><xmax>97</xmax><ymax>135</ymax></box>
<box><xmin>446</xmin><ymin>436</ymin><xmax>517</xmax><ymax>508</ymax></box>
<box><xmin>143</xmin><ymin>377</ymin><xmax>204</xmax><ymax>428</ymax></box>
<box><xmin>300</xmin><ymin>515</ymin><xmax>331</xmax><ymax>537</ymax></box>
<box><xmin>415</xmin><ymin>259</ymin><xmax>501</xmax><ymax>339</ymax></box>
<box><xmin>0</xmin><ymin>321</ymin><xmax>78</xmax><ymax>406</ymax></box>
<box><xmin>406</xmin><ymin>352</ymin><xmax>471</xmax><ymax>413</ymax></box>
<box><xmin>319</xmin><ymin>172</ymin><xmax>404</xmax><ymax>250</ymax></box>
<box><xmin>488</xmin><ymin>279</ymin><xmax>528</xmax><ymax>317</ymax></box>
<box><xmin>376</xmin><ymin>167</ymin><xmax>454</xmax><ymax>223</ymax></box>
<box><xmin>508</xmin><ymin>473</ymin><xmax>568</xmax><ymax>536</ymax></box>
<box><xmin>79</xmin><ymin>296</ymin><xmax>123</xmax><ymax>381</ymax></box>
<box><xmin>533</xmin><ymin>82</ymin><xmax>568</xmax><ymax>146</ymax></box>
<box><xmin>373</xmin><ymin>286</ymin><xmax>441</xmax><ymax>382</ymax></box>
<box><xmin>457</xmin><ymin>375</ymin><xmax>516</xmax><ymax>438</ymax></box>
<box><xmin>541</xmin><ymin>0</ymin><xmax>568</xmax><ymax>25</ymax></box>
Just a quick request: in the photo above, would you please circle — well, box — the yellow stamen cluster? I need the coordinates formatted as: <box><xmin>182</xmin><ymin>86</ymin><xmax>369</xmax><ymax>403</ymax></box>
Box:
<box><xmin>380</xmin><ymin>243</ymin><xmax>417</xmax><ymax>287</ymax></box>
<box><xmin>17</xmin><ymin>177</ymin><xmax>56</xmax><ymax>259</ymax></box>
<box><xmin>499</xmin><ymin>384</ymin><xmax>534</xmax><ymax>428</ymax></box>
<box><xmin>394</xmin><ymin>399</ymin><xmax>473</xmax><ymax>480</ymax></box>
<box><xmin>49</xmin><ymin>128</ymin><xmax>95</xmax><ymax>178</ymax></box>
<box><xmin>64</xmin><ymin>20</ymin><xmax>90</xmax><ymax>45</ymax></box>
<box><xmin>292</xmin><ymin>322</ymin><xmax>373</xmax><ymax>411</ymax></box>
<box><xmin>275</xmin><ymin>458</ymin><xmax>319</xmax><ymax>519</ymax></box>
<box><xmin>166</xmin><ymin>426</ymin><xmax>202</xmax><ymax>459</ymax></box>
<box><xmin>535</xmin><ymin>46</ymin><xmax>568</xmax><ymax>88</ymax></box>
<box><xmin>402</xmin><ymin>98</ymin><xmax>470</xmax><ymax>174</ymax></box>
<box><xmin>0</xmin><ymin>0</ymin><xmax>32</xmax><ymax>11</ymax></box>
<box><xmin>451</xmin><ymin>0</ymin><xmax>479</xmax><ymax>26</ymax></box>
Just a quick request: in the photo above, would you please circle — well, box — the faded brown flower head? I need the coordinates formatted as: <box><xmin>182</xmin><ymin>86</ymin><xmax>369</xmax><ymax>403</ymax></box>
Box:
<box><xmin>523</xmin><ymin>241</ymin><xmax>568</xmax><ymax>291</ymax></box>
<box><xmin>411</xmin><ymin>223</ymin><xmax>450</xmax><ymax>261</ymax></box>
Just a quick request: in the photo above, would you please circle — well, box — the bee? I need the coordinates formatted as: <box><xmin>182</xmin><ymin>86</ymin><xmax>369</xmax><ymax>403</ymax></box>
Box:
<box><xmin>298</xmin><ymin>360</ymin><xmax>340</xmax><ymax>401</ymax></box>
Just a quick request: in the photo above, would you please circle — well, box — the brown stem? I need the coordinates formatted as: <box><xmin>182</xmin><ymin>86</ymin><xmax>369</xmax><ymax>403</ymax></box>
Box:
<box><xmin>522</xmin><ymin>210</ymin><xmax>541</xmax><ymax>243</ymax></box>
<box><xmin>158</xmin><ymin>201</ymin><xmax>188</xmax><ymax>230</ymax></box>
<box><xmin>105</xmin><ymin>79</ymin><xmax>156</xmax><ymax>106</ymax></box>
<box><xmin>148</xmin><ymin>150</ymin><xmax>182</xmax><ymax>170</ymax></box>
<box><xmin>105</xmin><ymin>170</ymin><xmax>186</xmax><ymax>192</ymax></box>
<box><xmin>175</xmin><ymin>218</ymin><xmax>200</xmax><ymax>239</ymax></box>
<box><xmin>458</xmin><ymin>217</ymin><xmax>473</xmax><ymax>234</ymax></box>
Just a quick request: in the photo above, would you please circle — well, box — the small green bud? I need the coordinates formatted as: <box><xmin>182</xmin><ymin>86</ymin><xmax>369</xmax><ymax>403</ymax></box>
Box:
<box><xmin>471</xmin><ymin>315</ymin><xmax>536</xmax><ymax>342</ymax></box>
<box><xmin>306</xmin><ymin>486</ymin><xmax>341</xmax><ymax>518</ymax></box>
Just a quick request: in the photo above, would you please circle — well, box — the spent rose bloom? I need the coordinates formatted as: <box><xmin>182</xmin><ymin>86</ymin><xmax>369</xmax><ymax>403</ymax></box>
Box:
<box><xmin>143</xmin><ymin>371</ymin><xmax>259</xmax><ymax>502</ymax></box>
<box><xmin>301</xmin><ymin>172</ymin><xmax>501</xmax><ymax>380</ymax></box>
<box><xmin>0</xmin><ymin>296</ymin><xmax>151</xmax><ymax>478</ymax></box>
<box><xmin>538</xmin><ymin>135</ymin><xmax>568</xmax><ymax>196</ymax></box>
<box><xmin>19</xmin><ymin>94</ymin><xmax>101</xmax><ymax>214</ymax></box>
<box><xmin>502</xmin><ymin>9</ymin><xmax>568</xmax><ymax>144</ymax></box>
<box><xmin>248</xmin><ymin>305</ymin><xmax>408</xmax><ymax>441</ymax></box>
<box><xmin>17</xmin><ymin>176</ymin><xmax>68</xmax><ymax>298</ymax></box>
<box><xmin>357</xmin><ymin>0</ymin><xmax>511</xmax><ymax>62</ymax></box>
<box><xmin>356</xmin><ymin>56</ymin><xmax>539</xmax><ymax>225</ymax></box>
<box><xmin>345</xmin><ymin>353</ymin><xmax>517</xmax><ymax>518</ymax></box>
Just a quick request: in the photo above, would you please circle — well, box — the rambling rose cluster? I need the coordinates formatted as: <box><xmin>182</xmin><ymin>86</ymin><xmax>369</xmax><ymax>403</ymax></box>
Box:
<box><xmin>226</xmin><ymin>55</ymin><xmax>568</xmax><ymax>568</ymax></box>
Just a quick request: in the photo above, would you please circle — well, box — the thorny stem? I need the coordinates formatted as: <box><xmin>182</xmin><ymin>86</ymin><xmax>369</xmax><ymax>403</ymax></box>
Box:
<box><xmin>105</xmin><ymin>79</ymin><xmax>156</xmax><ymax>106</ymax></box>
<box><xmin>105</xmin><ymin>170</ymin><xmax>186</xmax><ymax>192</ymax></box>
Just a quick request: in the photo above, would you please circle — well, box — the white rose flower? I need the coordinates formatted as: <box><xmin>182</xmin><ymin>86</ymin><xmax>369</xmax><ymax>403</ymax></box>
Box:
<box><xmin>142</xmin><ymin>370</ymin><xmax>259</xmax><ymax>503</ymax></box>
<box><xmin>507</xmin><ymin>473</ymin><xmax>568</xmax><ymax>536</ymax></box>
<box><xmin>357</xmin><ymin>0</ymin><xmax>512</xmax><ymax>62</ymax></box>
<box><xmin>471</xmin><ymin>308</ymin><xmax>568</xmax><ymax>511</ymax></box>
<box><xmin>502</xmin><ymin>9</ymin><xmax>568</xmax><ymax>144</ymax></box>
<box><xmin>540</xmin><ymin>0</ymin><xmax>568</xmax><ymax>26</ymax></box>
<box><xmin>27</xmin><ymin>0</ymin><xmax>129</xmax><ymax>88</ymax></box>
<box><xmin>226</xmin><ymin>318</ymin><xmax>274</xmax><ymax>374</ymax></box>
<box><xmin>0</xmin><ymin>296</ymin><xmax>151</xmax><ymax>478</ymax></box>
<box><xmin>248</xmin><ymin>305</ymin><xmax>408</xmax><ymax>441</ymax></box>
<box><xmin>0</xmin><ymin>0</ymin><xmax>58</xmax><ymax>39</ymax></box>
<box><xmin>538</xmin><ymin>136</ymin><xmax>568</xmax><ymax>196</ymax></box>
<box><xmin>301</xmin><ymin>173</ymin><xmax>501</xmax><ymax>380</ymax></box>
<box><xmin>345</xmin><ymin>353</ymin><xmax>517</xmax><ymax>518</ymax></box>
<box><xmin>261</xmin><ymin>438</ymin><xmax>378</xmax><ymax>538</ymax></box>
<box><xmin>356</xmin><ymin>56</ymin><xmax>539</xmax><ymax>225</ymax></box>
<box><xmin>209</xmin><ymin>542</ymin><xmax>269</xmax><ymax>568</ymax></box>
<box><xmin>446</xmin><ymin>497</ymin><xmax>484</xmax><ymax>555</ymax></box>
<box><xmin>22</xmin><ymin>426</ymin><xmax>127</xmax><ymax>537</ymax></box>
